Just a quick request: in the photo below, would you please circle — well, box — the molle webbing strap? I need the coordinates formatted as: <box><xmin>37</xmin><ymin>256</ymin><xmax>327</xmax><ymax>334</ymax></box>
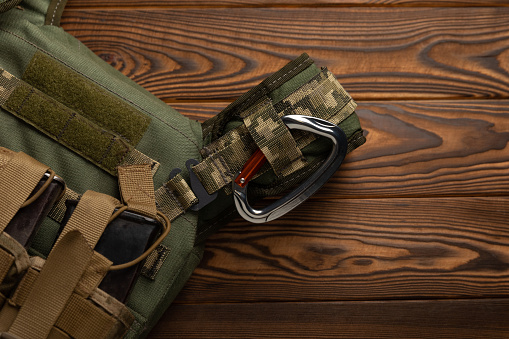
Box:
<box><xmin>123</xmin><ymin>149</ymin><xmax>160</xmax><ymax>176</ymax></box>
<box><xmin>74</xmin><ymin>252</ymin><xmax>111</xmax><ymax>298</ymax></box>
<box><xmin>0</xmin><ymin>69</ymin><xmax>19</xmax><ymax>104</ymax></box>
<box><xmin>0</xmin><ymin>251</ymin><xmax>13</xmax><ymax>286</ymax></box>
<box><xmin>242</xmin><ymin>98</ymin><xmax>306</xmax><ymax>177</ymax></box>
<box><xmin>0</xmin><ymin>69</ymin><xmax>159</xmax><ymax>176</ymax></box>
<box><xmin>194</xmin><ymin>125</ymin><xmax>257</xmax><ymax>195</ymax></box>
<box><xmin>8</xmin><ymin>231</ymin><xmax>94</xmax><ymax>339</ymax></box>
<box><xmin>47</xmin><ymin>162</ymin><xmax>160</xmax><ymax>225</ymax></box>
<box><xmin>155</xmin><ymin>173</ymin><xmax>198</xmax><ymax>221</ymax></box>
<box><xmin>0</xmin><ymin>233</ymin><xmax>30</xmax><ymax>289</ymax></box>
<box><xmin>118</xmin><ymin>164</ymin><xmax>157</xmax><ymax>218</ymax></box>
<box><xmin>54</xmin><ymin>294</ymin><xmax>116</xmax><ymax>339</ymax></box>
<box><xmin>89</xmin><ymin>288</ymin><xmax>134</xmax><ymax>332</ymax></box>
<box><xmin>0</xmin><ymin>148</ymin><xmax>49</xmax><ymax>231</ymax></box>
<box><xmin>10</xmin><ymin>268</ymin><xmax>38</xmax><ymax>308</ymax></box>
<box><xmin>55</xmin><ymin>191</ymin><xmax>119</xmax><ymax>248</ymax></box>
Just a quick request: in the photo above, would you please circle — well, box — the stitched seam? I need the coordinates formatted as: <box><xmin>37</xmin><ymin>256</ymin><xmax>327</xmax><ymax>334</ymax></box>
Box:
<box><xmin>216</xmin><ymin>153</ymin><xmax>234</xmax><ymax>179</ymax></box>
<box><xmin>98</xmin><ymin>135</ymin><xmax>117</xmax><ymax>165</ymax></box>
<box><xmin>241</xmin><ymin>97</ymin><xmax>271</xmax><ymax>119</ymax></box>
<box><xmin>57</xmin><ymin>112</ymin><xmax>76</xmax><ymax>140</ymax></box>
<box><xmin>210</xmin><ymin>152</ymin><xmax>229</xmax><ymax>185</ymax></box>
<box><xmin>50</xmin><ymin>0</ymin><xmax>63</xmax><ymax>26</ymax></box>
<box><xmin>201</xmin><ymin>144</ymin><xmax>213</xmax><ymax>157</ymax></box>
<box><xmin>165</xmin><ymin>186</ymin><xmax>184</xmax><ymax>212</ymax></box>
<box><xmin>15</xmin><ymin>87</ymin><xmax>34</xmax><ymax>114</ymax></box>
<box><xmin>0</xmin><ymin>28</ymin><xmax>200</xmax><ymax>151</ymax></box>
<box><xmin>116</xmin><ymin>143</ymin><xmax>132</xmax><ymax>169</ymax></box>
<box><xmin>267</xmin><ymin>59</ymin><xmax>308</xmax><ymax>88</ymax></box>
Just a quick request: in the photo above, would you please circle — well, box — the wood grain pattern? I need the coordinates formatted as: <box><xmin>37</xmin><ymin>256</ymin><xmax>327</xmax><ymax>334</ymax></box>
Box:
<box><xmin>67</xmin><ymin>1</ymin><xmax>509</xmax><ymax>8</ymax></box>
<box><xmin>60</xmin><ymin>7</ymin><xmax>509</xmax><ymax>101</ymax></box>
<box><xmin>174</xmin><ymin>197</ymin><xmax>509</xmax><ymax>304</ymax></box>
<box><xmin>173</xmin><ymin>100</ymin><xmax>509</xmax><ymax>198</ymax></box>
<box><xmin>148</xmin><ymin>299</ymin><xmax>509</xmax><ymax>338</ymax></box>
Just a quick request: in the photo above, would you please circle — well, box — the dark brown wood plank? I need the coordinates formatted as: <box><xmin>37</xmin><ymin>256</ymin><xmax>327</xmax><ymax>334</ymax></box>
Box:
<box><xmin>61</xmin><ymin>7</ymin><xmax>509</xmax><ymax>101</ymax></box>
<box><xmin>148</xmin><ymin>299</ymin><xmax>509</xmax><ymax>338</ymax></box>
<box><xmin>67</xmin><ymin>1</ymin><xmax>509</xmax><ymax>8</ymax></box>
<box><xmin>174</xmin><ymin>100</ymin><xmax>509</xmax><ymax>198</ymax></box>
<box><xmin>175</xmin><ymin>197</ymin><xmax>509</xmax><ymax>304</ymax></box>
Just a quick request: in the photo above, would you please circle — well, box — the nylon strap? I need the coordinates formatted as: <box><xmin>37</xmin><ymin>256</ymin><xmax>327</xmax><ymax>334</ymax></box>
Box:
<box><xmin>74</xmin><ymin>252</ymin><xmax>111</xmax><ymax>298</ymax></box>
<box><xmin>0</xmin><ymin>232</ymin><xmax>31</xmax><ymax>287</ymax></box>
<box><xmin>55</xmin><ymin>294</ymin><xmax>116</xmax><ymax>339</ymax></box>
<box><xmin>194</xmin><ymin>125</ymin><xmax>256</xmax><ymax>195</ymax></box>
<box><xmin>242</xmin><ymin>98</ymin><xmax>306</xmax><ymax>176</ymax></box>
<box><xmin>55</xmin><ymin>190</ymin><xmax>119</xmax><ymax>248</ymax></box>
<box><xmin>10</xmin><ymin>268</ymin><xmax>38</xmax><ymax>307</ymax></box>
<box><xmin>118</xmin><ymin>164</ymin><xmax>157</xmax><ymax>218</ymax></box>
<box><xmin>0</xmin><ymin>148</ymin><xmax>49</xmax><ymax>232</ymax></box>
<box><xmin>89</xmin><ymin>288</ymin><xmax>134</xmax><ymax>330</ymax></box>
<box><xmin>8</xmin><ymin>231</ymin><xmax>93</xmax><ymax>339</ymax></box>
<box><xmin>5</xmin><ymin>251</ymin><xmax>123</xmax><ymax>338</ymax></box>
<box><xmin>154</xmin><ymin>173</ymin><xmax>197</xmax><ymax>221</ymax></box>
<box><xmin>0</xmin><ymin>250</ymin><xmax>13</xmax><ymax>285</ymax></box>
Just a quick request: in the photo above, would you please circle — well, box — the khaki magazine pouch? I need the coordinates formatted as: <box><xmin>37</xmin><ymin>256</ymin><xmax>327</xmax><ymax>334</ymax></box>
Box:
<box><xmin>0</xmin><ymin>0</ymin><xmax>365</xmax><ymax>337</ymax></box>
<box><xmin>0</xmin><ymin>149</ymin><xmax>170</xmax><ymax>338</ymax></box>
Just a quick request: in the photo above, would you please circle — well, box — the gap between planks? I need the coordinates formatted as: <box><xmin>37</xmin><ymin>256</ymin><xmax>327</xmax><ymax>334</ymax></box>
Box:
<box><xmin>65</xmin><ymin>2</ymin><xmax>509</xmax><ymax>11</ymax></box>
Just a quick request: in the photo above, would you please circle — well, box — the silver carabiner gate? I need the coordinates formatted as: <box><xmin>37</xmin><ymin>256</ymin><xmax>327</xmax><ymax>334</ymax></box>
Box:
<box><xmin>233</xmin><ymin>114</ymin><xmax>348</xmax><ymax>224</ymax></box>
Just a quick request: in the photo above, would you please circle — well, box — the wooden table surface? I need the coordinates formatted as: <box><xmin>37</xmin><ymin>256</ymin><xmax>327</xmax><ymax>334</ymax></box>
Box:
<box><xmin>61</xmin><ymin>1</ymin><xmax>509</xmax><ymax>338</ymax></box>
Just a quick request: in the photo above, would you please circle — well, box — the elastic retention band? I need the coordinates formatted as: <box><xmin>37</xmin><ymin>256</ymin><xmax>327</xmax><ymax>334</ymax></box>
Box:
<box><xmin>109</xmin><ymin>210</ymin><xmax>170</xmax><ymax>271</ymax></box>
<box><xmin>20</xmin><ymin>170</ymin><xmax>56</xmax><ymax>208</ymax></box>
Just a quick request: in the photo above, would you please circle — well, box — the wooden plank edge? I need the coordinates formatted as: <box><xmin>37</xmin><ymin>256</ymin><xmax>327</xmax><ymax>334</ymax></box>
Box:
<box><xmin>148</xmin><ymin>298</ymin><xmax>509</xmax><ymax>338</ymax></box>
<box><xmin>66</xmin><ymin>1</ymin><xmax>509</xmax><ymax>10</ymax></box>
